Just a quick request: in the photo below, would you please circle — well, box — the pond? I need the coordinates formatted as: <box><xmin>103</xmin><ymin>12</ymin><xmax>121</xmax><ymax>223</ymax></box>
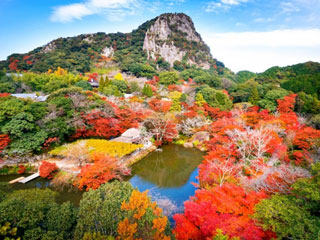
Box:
<box><xmin>0</xmin><ymin>145</ymin><xmax>204</xmax><ymax>216</ymax></box>
<box><xmin>128</xmin><ymin>145</ymin><xmax>204</xmax><ymax>216</ymax></box>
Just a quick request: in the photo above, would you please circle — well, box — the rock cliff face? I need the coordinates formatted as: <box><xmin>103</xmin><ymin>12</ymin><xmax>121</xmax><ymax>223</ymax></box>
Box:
<box><xmin>143</xmin><ymin>13</ymin><xmax>212</xmax><ymax>69</ymax></box>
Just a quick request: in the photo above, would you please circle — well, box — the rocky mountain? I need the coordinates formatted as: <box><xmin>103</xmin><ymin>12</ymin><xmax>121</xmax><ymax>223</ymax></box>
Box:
<box><xmin>143</xmin><ymin>13</ymin><xmax>212</xmax><ymax>69</ymax></box>
<box><xmin>0</xmin><ymin>13</ymin><xmax>221</xmax><ymax>74</ymax></box>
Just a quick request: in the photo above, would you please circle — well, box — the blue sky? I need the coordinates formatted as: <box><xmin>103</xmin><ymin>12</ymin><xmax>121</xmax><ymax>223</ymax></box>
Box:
<box><xmin>1</xmin><ymin>0</ymin><xmax>320</xmax><ymax>72</ymax></box>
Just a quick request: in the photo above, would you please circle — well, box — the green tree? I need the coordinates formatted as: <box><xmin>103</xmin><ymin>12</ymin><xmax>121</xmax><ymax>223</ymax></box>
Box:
<box><xmin>0</xmin><ymin>97</ymin><xmax>26</xmax><ymax>125</ymax></box>
<box><xmin>74</xmin><ymin>181</ymin><xmax>134</xmax><ymax>239</ymax></box>
<box><xmin>142</xmin><ymin>84</ymin><xmax>153</xmax><ymax>97</ymax></box>
<box><xmin>43</xmin><ymin>202</ymin><xmax>78</xmax><ymax>240</ymax></box>
<box><xmin>199</xmin><ymin>87</ymin><xmax>232</xmax><ymax>110</ymax></box>
<box><xmin>254</xmin><ymin>194</ymin><xmax>320</xmax><ymax>239</ymax></box>
<box><xmin>159</xmin><ymin>72</ymin><xmax>179</xmax><ymax>85</ymax></box>
<box><xmin>258</xmin><ymin>88</ymin><xmax>289</xmax><ymax>111</ymax></box>
<box><xmin>99</xmin><ymin>76</ymin><xmax>105</xmax><ymax>92</ymax></box>
<box><xmin>296</xmin><ymin>92</ymin><xmax>320</xmax><ymax>114</ymax></box>
<box><xmin>0</xmin><ymin>188</ymin><xmax>77</xmax><ymax>240</ymax></box>
<box><xmin>236</xmin><ymin>70</ymin><xmax>256</xmax><ymax>83</ymax></box>
<box><xmin>194</xmin><ymin>72</ymin><xmax>221</xmax><ymax>88</ymax></box>
<box><xmin>2</xmin><ymin>112</ymin><xmax>35</xmax><ymax>138</ymax></box>
<box><xmin>248</xmin><ymin>85</ymin><xmax>260</xmax><ymax>105</ymax></box>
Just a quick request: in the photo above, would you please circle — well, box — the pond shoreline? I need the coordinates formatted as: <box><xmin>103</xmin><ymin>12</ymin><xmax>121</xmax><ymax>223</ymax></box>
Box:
<box><xmin>1</xmin><ymin>145</ymin><xmax>204</xmax><ymax>218</ymax></box>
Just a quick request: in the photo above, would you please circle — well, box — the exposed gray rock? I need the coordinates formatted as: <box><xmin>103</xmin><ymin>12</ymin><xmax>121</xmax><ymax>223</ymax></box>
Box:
<box><xmin>143</xmin><ymin>13</ymin><xmax>212</xmax><ymax>69</ymax></box>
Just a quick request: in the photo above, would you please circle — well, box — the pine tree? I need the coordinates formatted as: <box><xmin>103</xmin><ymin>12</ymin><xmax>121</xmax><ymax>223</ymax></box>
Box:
<box><xmin>142</xmin><ymin>84</ymin><xmax>153</xmax><ymax>97</ymax></box>
<box><xmin>105</xmin><ymin>76</ymin><xmax>110</xmax><ymax>86</ymax></box>
<box><xmin>98</xmin><ymin>76</ymin><xmax>105</xmax><ymax>92</ymax></box>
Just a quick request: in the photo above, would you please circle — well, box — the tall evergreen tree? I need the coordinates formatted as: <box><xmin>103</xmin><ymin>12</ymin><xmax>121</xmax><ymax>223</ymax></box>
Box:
<box><xmin>249</xmin><ymin>85</ymin><xmax>260</xmax><ymax>105</ymax></box>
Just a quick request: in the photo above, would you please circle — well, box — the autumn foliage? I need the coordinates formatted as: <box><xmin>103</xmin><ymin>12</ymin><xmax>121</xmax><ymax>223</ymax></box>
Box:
<box><xmin>39</xmin><ymin>161</ymin><xmax>58</xmax><ymax>179</ymax></box>
<box><xmin>173</xmin><ymin>184</ymin><xmax>275</xmax><ymax>240</ymax></box>
<box><xmin>148</xmin><ymin>99</ymin><xmax>172</xmax><ymax>113</ymax></box>
<box><xmin>118</xmin><ymin>190</ymin><xmax>171</xmax><ymax>240</ymax></box>
<box><xmin>72</xmin><ymin>102</ymin><xmax>144</xmax><ymax>140</ymax></box>
<box><xmin>0</xmin><ymin>134</ymin><xmax>10</xmax><ymax>153</ymax></box>
<box><xmin>74</xmin><ymin>154</ymin><xmax>130</xmax><ymax>191</ymax></box>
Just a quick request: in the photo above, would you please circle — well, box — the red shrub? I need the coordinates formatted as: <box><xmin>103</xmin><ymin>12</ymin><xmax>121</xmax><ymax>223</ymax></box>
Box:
<box><xmin>148</xmin><ymin>99</ymin><xmax>172</xmax><ymax>113</ymax></box>
<box><xmin>74</xmin><ymin>154</ymin><xmax>130</xmax><ymax>191</ymax></box>
<box><xmin>0</xmin><ymin>93</ymin><xmax>11</xmax><ymax>98</ymax></box>
<box><xmin>39</xmin><ymin>161</ymin><xmax>58</xmax><ymax>179</ymax></box>
<box><xmin>17</xmin><ymin>165</ymin><xmax>26</xmax><ymax>174</ymax></box>
<box><xmin>0</xmin><ymin>134</ymin><xmax>10</xmax><ymax>153</ymax></box>
<box><xmin>294</xmin><ymin>127</ymin><xmax>320</xmax><ymax>150</ymax></box>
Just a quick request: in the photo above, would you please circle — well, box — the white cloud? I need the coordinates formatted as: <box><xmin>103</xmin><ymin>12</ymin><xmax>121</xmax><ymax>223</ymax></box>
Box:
<box><xmin>221</xmin><ymin>0</ymin><xmax>248</xmax><ymax>5</ymax></box>
<box><xmin>205</xmin><ymin>0</ymin><xmax>249</xmax><ymax>12</ymax></box>
<box><xmin>254</xmin><ymin>17</ymin><xmax>274</xmax><ymax>23</ymax></box>
<box><xmin>51</xmin><ymin>0</ymin><xmax>141</xmax><ymax>22</ymax></box>
<box><xmin>205</xmin><ymin>2</ymin><xmax>229</xmax><ymax>12</ymax></box>
<box><xmin>280</xmin><ymin>1</ymin><xmax>300</xmax><ymax>14</ymax></box>
<box><xmin>202</xmin><ymin>29</ymin><xmax>320</xmax><ymax>72</ymax></box>
<box><xmin>51</xmin><ymin>4</ymin><xmax>93</xmax><ymax>22</ymax></box>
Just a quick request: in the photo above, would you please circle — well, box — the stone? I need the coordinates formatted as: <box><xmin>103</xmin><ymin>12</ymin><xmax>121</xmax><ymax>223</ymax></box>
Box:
<box><xmin>191</xmin><ymin>131</ymin><xmax>210</xmax><ymax>143</ymax></box>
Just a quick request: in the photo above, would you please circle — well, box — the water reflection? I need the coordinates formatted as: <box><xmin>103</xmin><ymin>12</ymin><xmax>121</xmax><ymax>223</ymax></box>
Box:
<box><xmin>128</xmin><ymin>145</ymin><xmax>204</xmax><ymax>217</ymax></box>
<box><xmin>130</xmin><ymin>145</ymin><xmax>203</xmax><ymax>187</ymax></box>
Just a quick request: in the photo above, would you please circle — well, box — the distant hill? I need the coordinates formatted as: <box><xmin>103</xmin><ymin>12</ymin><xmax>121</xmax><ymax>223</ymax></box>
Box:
<box><xmin>235</xmin><ymin>61</ymin><xmax>320</xmax><ymax>96</ymax></box>
<box><xmin>0</xmin><ymin>13</ymin><xmax>224</xmax><ymax>75</ymax></box>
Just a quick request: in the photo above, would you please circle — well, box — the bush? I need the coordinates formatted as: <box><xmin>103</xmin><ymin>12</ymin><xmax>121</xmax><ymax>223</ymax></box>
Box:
<box><xmin>199</xmin><ymin>87</ymin><xmax>232</xmax><ymax>110</ymax></box>
<box><xmin>111</xmin><ymin>79</ymin><xmax>128</xmax><ymax>93</ymax></box>
<box><xmin>128</xmin><ymin>81</ymin><xmax>141</xmax><ymax>93</ymax></box>
<box><xmin>310</xmin><ymin>114</ymin><xmax>320</xmax><ymax>129</ymax></box>
<box><xmin>75</xmin><ymin>80</ymin><xmax>93</xmax><ymax>90</ymax></box>
<box><xmin>39</xmin><ymin>161</ymin><xmax>58</xmax><ymax>179</ymax></box>
<box><xmin>159</xmin><ymin>72</ymin><xmax>179</xmax><ymax>85</ymax></box>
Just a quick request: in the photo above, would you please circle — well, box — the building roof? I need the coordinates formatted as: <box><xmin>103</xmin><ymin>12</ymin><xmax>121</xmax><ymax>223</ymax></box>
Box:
<box><xmin>121</xmin><ymin>128</ymin><xmax>141</xmax><ymax>138</ymax></box>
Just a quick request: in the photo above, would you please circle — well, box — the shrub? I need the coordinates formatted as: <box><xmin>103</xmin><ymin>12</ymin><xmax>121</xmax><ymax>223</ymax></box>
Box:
<box><xmin>199</xmin><ymin>87</ymin><xmax>232</xmax><ymax>110</ymax></box>
<box><xmin>39</xmin><ymin>161</ymin><xmax>58</xmax><ymax>179</ymax></box>
<box><xmin>74</xmin><ymin>154</ymin><xmax>130</xmax><ymax>191</ymax></box>
<box><xmin>159</xmin><ymin>72</ymin><xmax>179</xmax><ymax>85</ymax></box>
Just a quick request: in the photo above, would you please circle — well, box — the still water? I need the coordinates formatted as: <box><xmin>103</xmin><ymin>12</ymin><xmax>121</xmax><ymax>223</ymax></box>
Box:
<box><xmin>128</xmin><ymin>145</ymin><xmax>204</xmax><ymax>215</ymax></box>
<box><xmin>0</xmin><ymin>145</ymin><xmax>204</xmax><ymax>216</ymax></box>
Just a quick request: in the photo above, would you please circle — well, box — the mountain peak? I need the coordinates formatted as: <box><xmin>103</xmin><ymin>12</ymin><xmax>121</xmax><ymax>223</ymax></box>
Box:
<box><xmin>143</xmin><ymin>13</ymin><xmax>212</xmax><ymax>69</ymax></box>
<box><xmin>1</xmin><ymin>12</ymin><xmax>218</xmax><ymax>73</ymax></box>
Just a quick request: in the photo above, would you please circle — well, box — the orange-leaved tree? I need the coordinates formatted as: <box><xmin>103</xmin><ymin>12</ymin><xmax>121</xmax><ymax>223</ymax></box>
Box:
<box><xmin>117</xmin><ymin>190</ymin><xmax>171</xmax><ymax>240</ymax></box>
